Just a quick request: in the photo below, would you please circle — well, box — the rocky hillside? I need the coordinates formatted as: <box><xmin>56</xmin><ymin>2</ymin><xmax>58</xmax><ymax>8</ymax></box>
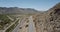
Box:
<box><xmin>0</xmin><ymin>7</ymin><xmax>38</xmax><ymax>14</ymax></box>
<box><xmin>33</xmin><ymin>2</ymin><xmax>60</xmax><ymax>32</ymax></box>
<box><xmin>46</xmin><ymin>3</ymin><xmax>60</xmax><ymax>32</ymax></box>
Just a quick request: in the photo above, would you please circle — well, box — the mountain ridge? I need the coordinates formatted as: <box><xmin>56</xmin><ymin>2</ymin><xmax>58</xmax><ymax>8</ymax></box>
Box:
<box><xmin>0</xmin><ymin>7</ymin><xmax>38</xmax><ymax>14</ymax></box>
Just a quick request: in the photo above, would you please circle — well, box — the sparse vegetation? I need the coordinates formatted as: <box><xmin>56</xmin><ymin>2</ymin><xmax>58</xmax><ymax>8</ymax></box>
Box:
<box><xmin>5</xmin><ymin>19</ymin><xmax>19</xmax><ymax>32</ymax></box>
<box><xmin>0</xmin><ymin>14</ymin><xmax>13</xmax><ymax>29</ymax></box>
<box><xmin>0</xmin><ymin>2</ymin><xmax>60</xmax><ymax>32</ymax></box>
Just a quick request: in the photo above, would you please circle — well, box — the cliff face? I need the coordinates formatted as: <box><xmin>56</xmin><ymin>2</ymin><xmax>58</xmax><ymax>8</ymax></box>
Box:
<box><xmin>33</xmin><ymin>3</ymin><xmax>60</xmax><ymax>32</ymax></box>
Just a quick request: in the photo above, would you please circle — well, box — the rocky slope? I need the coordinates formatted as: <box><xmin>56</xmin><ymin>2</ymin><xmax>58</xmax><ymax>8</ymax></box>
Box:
<box><xmin>33</xmin><ymin>2</ymin><xmax>60</xmax><ymax>32</ymax></box>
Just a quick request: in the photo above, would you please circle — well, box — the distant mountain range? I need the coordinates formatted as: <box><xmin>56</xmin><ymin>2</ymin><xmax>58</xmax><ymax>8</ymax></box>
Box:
<box><xmin>0</xmin><ymin>7</ymin><xmax>38</xmax><ymax>14</ymax></box>
<box><xmin>1</xmin><ymin>3</ymin><xmax>60</xmax><ymax>15</ymax></box>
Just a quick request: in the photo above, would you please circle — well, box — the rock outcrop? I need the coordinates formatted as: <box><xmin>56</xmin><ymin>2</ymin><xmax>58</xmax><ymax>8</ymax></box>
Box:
<box><xmin>33</xmin><ymin>2</ymin><xmax>60</xmax><ymax>32</ymax></box>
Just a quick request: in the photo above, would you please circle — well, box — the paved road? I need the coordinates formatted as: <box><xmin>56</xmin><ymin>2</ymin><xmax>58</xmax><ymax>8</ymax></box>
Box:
<box><xmin>12</xmin><ymin>16</ymin><xmax>36</xmax><ymax>32</ymax></box>
<box><xmin>28</xmin><ymin>16</ymin><xmax>36</xmax><ymax>32</ymax></box>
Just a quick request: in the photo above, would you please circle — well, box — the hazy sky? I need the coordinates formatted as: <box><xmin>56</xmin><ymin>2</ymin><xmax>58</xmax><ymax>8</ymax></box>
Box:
<box><xmin>0</xmin><ymin>0</ymin><xmax>60</xmax><ymax>11</ymax></box>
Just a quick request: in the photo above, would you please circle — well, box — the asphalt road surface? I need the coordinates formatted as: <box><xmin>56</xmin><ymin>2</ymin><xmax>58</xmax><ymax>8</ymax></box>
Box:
<box><xmin>12</xmin><ymin>16</ymin><xmax>36</xmax><ymax>32</ymax></box>
<box><xmin>28</xmin><ymin>16</ymin><xmax>36</xmax><ymax>32</ymax></box>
